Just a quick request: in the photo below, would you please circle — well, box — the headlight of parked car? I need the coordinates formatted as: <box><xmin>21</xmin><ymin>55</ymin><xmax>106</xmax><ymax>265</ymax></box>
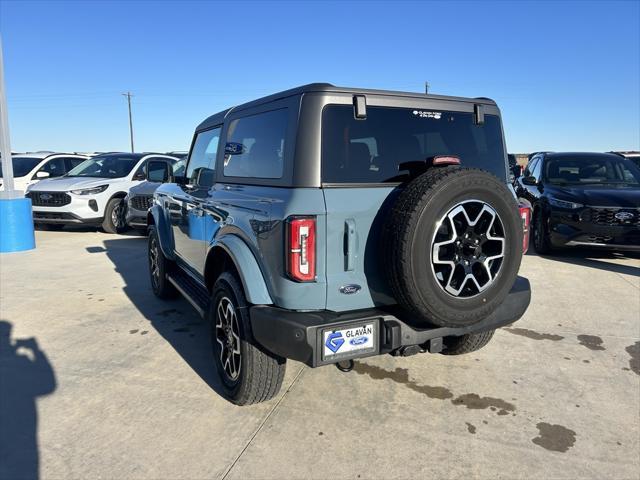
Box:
<box><xmin>547</xmin><ymin>196</ymin><xmax>583</xmax><ymax>209</ymax></box>
<box><xmin>70</xmin><ymin>185</ymin><xmax>108</xmax><ymax>195</ymax></box>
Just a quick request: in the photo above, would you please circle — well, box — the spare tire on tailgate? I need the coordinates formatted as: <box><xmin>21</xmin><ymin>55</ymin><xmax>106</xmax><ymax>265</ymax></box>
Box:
<box><xmin>383</xmin><ymin>166</ymin><xmax>522</xmax><ymax>327</ymax></box>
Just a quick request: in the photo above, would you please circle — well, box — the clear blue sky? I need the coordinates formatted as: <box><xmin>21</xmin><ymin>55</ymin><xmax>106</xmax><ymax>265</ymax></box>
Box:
<box><xmin>1</xmin><ymin>0</ymin><xmax>638</xmax><ymax>154</ymax></box>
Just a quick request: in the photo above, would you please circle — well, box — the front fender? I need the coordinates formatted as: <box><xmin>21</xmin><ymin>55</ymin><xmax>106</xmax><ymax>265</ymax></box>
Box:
<box><xmin>149</xmin><ymin>204</ymin><xmax>174</xmax><ymax>260</ymax></box>
<box><xmin>215</xmin><ymin>235</ymin><xmax>273</xmax><ymax>305</ymax></box>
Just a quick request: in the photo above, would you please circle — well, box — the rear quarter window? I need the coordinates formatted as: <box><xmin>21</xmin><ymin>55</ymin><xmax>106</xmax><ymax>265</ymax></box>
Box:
<box><xmin>321</xmin><ymin>105</ymin><xmax>507</xmax><ymax>184</ymax></box>
<box><xmin>223</xmin><ymin>108</ymin><xmax>287</xmax><ymax>179</ymax></box>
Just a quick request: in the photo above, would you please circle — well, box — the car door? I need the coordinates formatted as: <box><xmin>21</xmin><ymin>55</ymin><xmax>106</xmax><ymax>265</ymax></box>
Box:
<box><xmin>170</xmin><ymin>127</ymin><xmax>221</xmax><ymax>275</ymax></box>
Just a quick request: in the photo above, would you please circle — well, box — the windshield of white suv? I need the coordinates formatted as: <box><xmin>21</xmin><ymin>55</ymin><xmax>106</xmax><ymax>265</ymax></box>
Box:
<box><xmin>545</xmin><ymin>157</ymin><xmax>640</xmax><ymax>186</ymax></box>
<box><xmin>0</xmin><ymin>156</ymin><xmax>41</xmax><ymax>178</ymax></box>
<box><xmin>67</xmin><ymin>155</ymin><xmax>139</xmax><ymax>178</ymax></box>
<box><xmin>322</xmin><ymin>106</ymin><xmax>507</xmax><ymax>183</ymax></box>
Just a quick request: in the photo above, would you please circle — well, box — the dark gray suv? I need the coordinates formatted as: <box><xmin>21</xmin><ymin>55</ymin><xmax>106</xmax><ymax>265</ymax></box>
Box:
<box><xmin>146</xmin><ymin>83</ymin><xmax>532</xmax><ymax>405</ymax></box>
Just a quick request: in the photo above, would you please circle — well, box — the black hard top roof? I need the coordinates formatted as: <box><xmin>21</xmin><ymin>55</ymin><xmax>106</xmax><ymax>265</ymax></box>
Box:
<box><xmin>196</xmin><ymin>83</ymin><xmax>497</xmax><ymax>131</ymax></box>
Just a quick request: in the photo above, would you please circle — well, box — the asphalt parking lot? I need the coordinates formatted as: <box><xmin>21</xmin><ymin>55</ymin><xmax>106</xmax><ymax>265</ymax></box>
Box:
<box><xmin>0</xmin><ymin>229</ymin><xmax>638</xmax><ymax>480</ymax></box>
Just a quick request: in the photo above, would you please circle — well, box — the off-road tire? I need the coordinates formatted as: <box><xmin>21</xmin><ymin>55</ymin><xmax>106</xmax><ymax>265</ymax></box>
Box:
<box><xmin>441</xmin><ymin>329</ymin><xmax>495</xmax><ymax>355</ymax></box>
<box><xmin>148</xmin><ymin>226</ymin><xmax>177</xmax><ymax>299</ymax></box>
<box><xmin>210</xmin><ymin>272</ymin><xmax>286</xmax><ymax>405</ymax></box>
<box><xmin>383</xmin><ymin>166</ymin><xmax>523</xmax><ymax>328</ymax></box>
<box><xmin>102</xmin><ymin>197</ymin><xmax>126</xmax><ymax>234</ymax></box>
<box><xmin>532</xmin><ymin>210</ymin><xmax>552</xmax><ymax>254</ymax></box>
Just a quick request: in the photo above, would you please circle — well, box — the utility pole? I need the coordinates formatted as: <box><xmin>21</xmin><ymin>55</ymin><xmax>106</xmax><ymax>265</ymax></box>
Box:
<box><xmin>425</xmin><ymin>81</ymin><xmax>430</xmax><ymax>94</ymax></box>
<box><xmin>122</xmin><ymin>91</ymin><xmax>134</xmax><ymax>153</ymax></box>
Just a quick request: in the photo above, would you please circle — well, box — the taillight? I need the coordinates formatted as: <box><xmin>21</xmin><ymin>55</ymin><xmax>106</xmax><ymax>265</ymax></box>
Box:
<box><xmin>519</xmin><ymin>205</ymin><xmax>531</xmax><ymax>254</ymax></box>
<box><xmin>286</xmin><ymin>216</ymin><xmax>316</xmax><ymax>282</ymax></box>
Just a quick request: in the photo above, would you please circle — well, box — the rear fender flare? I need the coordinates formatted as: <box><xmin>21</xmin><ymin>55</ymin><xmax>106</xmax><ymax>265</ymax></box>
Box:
<box><xmin>211</xmin><ymin>235</ymin><xmax>273</xmax><ymax>305</ymax></box>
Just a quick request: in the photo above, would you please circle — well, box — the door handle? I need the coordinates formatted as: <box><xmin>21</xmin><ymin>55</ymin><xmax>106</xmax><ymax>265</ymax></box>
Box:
<box><xmin>344</xmin><ymin>219</ymin><xmax>356</xmax><ymax>271</ymax></box>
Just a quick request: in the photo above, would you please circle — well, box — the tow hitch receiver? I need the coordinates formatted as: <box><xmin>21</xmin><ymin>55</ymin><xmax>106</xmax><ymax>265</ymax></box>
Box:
<box><xmin>336</xmin><ymin>359</ymin><xmax>355</xmax><ymax>372</ymax></box>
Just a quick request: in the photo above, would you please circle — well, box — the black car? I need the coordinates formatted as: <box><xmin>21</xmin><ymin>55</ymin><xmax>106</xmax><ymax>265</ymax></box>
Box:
<box><xmin>517</xmin><ymin>152</ymin><xmax>640</xmax><ymax>253</ymax></box>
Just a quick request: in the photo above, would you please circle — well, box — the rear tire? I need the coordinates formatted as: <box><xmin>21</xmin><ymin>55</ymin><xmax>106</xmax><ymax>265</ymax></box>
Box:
<box><xmin>210</xmin><ymin>272</ymin><xmax>286</xmax><ymax>405</ymax></box>
<box><xmin>102</xmin><ymin>197</ymin><xmax>126</xmax><ymax>234</ymax></box>
<box><xmin>441</xmin><ymin>330</ymin><xmax>495</xmax><ymax>355</ymax></box>
<box><xmin>148</xmin><ymin>226</ymin><xmax>177</xmax><ymax>299</ymax></box>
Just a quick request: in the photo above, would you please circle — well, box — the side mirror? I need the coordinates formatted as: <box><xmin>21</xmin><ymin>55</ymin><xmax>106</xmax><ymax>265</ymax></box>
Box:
<box><xmin>146</xmin><ymin>159</ymin><xmax>173</xmax><ymax>183</ymax></box>
<box><xmin>35</xmin><ymin>171</ymin><xmax>50</xmax><ymax>179</ymax></box>
<box><xmin>522</xmin><ymin>175</ymin><xmax>538</xmax><ymax>186</ymax></box>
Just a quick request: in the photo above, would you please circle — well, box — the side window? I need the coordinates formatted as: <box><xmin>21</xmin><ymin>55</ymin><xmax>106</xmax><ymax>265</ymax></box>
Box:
<box><xmin>65</xmin><ymin>157</ymin><xmax>87</xmax><ymax>172</ymax></box>
<box><xmin>37</xmin><ymin>158</ymin><xmax>66</xmax><ymax>178</ymax></box>
<box><xmin>223</xmin><ymin>108</ymin><xmax>287</xmax><ymax>179</ymax></box>
<box><xmin>524</xmin><ymin>157</ymin><xmax>538</xmax><ymax>177</ymax></box>
<box><xmin>531</xmin><ymin>158</ymin><xmax>543</xmax><ymax>181</ymax></box>
<box><xmin>187</xmin><ymin>127</ymin><xmax>221</xmax><ymax>187</ymax></box>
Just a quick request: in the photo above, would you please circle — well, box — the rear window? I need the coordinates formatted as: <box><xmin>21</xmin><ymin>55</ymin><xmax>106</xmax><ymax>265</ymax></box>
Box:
<box><xmin>322</xmin><ymin>106</ymin><xmax>506</xmax><ymax>184</ymax></box>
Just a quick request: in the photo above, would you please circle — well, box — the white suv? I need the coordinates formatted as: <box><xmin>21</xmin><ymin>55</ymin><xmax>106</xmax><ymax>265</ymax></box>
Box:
<box><xmin>0</xmin><ymin>152</ymin><xmax>89</xmax><ymax>192</ymax></box>
<box><xmin>26</xmin><ymin>152</ymin><xmax>177</xmax><ymax>233</ymax></box>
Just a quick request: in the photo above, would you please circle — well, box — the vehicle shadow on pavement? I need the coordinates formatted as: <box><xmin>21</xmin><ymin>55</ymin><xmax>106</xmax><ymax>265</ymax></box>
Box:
<box><xmin>0</xmin><ymin>320</ymin><xmax>56</xmax><ymax>480</ymax></box>
<box><xmin>526</xmin><ymin>249</ymin><xmax>639</xmax><ymax>277</ymax></box>
<box><xmin>101</xmin><ymin>237</ymin><xmax>225</xmax><ymax>397</ymax></box>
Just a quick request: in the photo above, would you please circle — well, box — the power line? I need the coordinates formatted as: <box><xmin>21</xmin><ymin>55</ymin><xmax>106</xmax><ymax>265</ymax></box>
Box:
<box><xmin>122</xmin><ymin>91</ymin><xmax>134</xmax><ymax>153</ymax></box>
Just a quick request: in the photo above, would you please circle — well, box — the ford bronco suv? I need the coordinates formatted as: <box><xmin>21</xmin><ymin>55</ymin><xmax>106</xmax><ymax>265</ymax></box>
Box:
<box><xmin>147</xmin><ymin>84</ymin><xmax>532</xmax><ymax>405</ymax></box>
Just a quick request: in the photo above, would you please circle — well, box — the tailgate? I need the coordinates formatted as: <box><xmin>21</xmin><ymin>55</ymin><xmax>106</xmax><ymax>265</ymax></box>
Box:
<box><xmin>323</xmin><ymin>187</ymin><xmax>398</xmax><ymax>311</ymax></box>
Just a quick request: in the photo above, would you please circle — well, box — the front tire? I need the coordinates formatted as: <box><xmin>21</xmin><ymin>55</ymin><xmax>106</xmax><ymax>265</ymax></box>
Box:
<box><xmin>532</xmin><ymin>210</ymin><xmax>552</xmax><ymax>254</ymax></box>
<box><xmin>210</xmin><ymin>272</ymin><xmax>286</xmax><ymax>405</ymax></box>
<box><xmin>148</xmin><ymin>226</ymin><xmax>177</xmax><ymax>299</ymax></box>
<box><xmin>102</xmin><ymin>197</ymin><xmax>126</xmax><ymax>234</ymax></box>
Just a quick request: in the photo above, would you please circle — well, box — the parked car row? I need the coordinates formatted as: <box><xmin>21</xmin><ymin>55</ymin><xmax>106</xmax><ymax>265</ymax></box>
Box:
<box><xmin>0</xmin><ymin>152</ymin><xmax>182</xmax><ymax>233</ymax></box>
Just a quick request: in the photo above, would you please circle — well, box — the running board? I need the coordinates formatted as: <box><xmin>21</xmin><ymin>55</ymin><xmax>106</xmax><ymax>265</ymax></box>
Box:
<box><xmin>167</xmin><ymin>269</ymin><xmax>210</xmax><ymax>318</ymax></box>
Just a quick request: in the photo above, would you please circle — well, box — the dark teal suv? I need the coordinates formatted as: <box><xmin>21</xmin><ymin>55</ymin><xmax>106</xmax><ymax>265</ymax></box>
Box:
<box><xmin>146</xmin><ymin>84</ymin><xmax>532</xmax><ymax>405</ymax></box>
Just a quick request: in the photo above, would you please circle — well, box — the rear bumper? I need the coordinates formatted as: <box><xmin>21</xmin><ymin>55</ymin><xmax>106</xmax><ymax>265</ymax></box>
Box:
<box><xmin>251</xmin><ymin>276</ymin><xmax>531</xmax><ymax>367</ymax></box>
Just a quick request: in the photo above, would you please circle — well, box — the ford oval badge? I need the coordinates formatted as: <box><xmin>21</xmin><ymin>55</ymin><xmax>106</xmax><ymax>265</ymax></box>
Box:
<box><xmin>339</xmin><ymin>284</ymin><xmax>361</xmax><ymax>295</ymax></box>
<box><xmin>614</xmin><ymin>211</ymin><xmax>634</xmax><ymax>222</ymax></box>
